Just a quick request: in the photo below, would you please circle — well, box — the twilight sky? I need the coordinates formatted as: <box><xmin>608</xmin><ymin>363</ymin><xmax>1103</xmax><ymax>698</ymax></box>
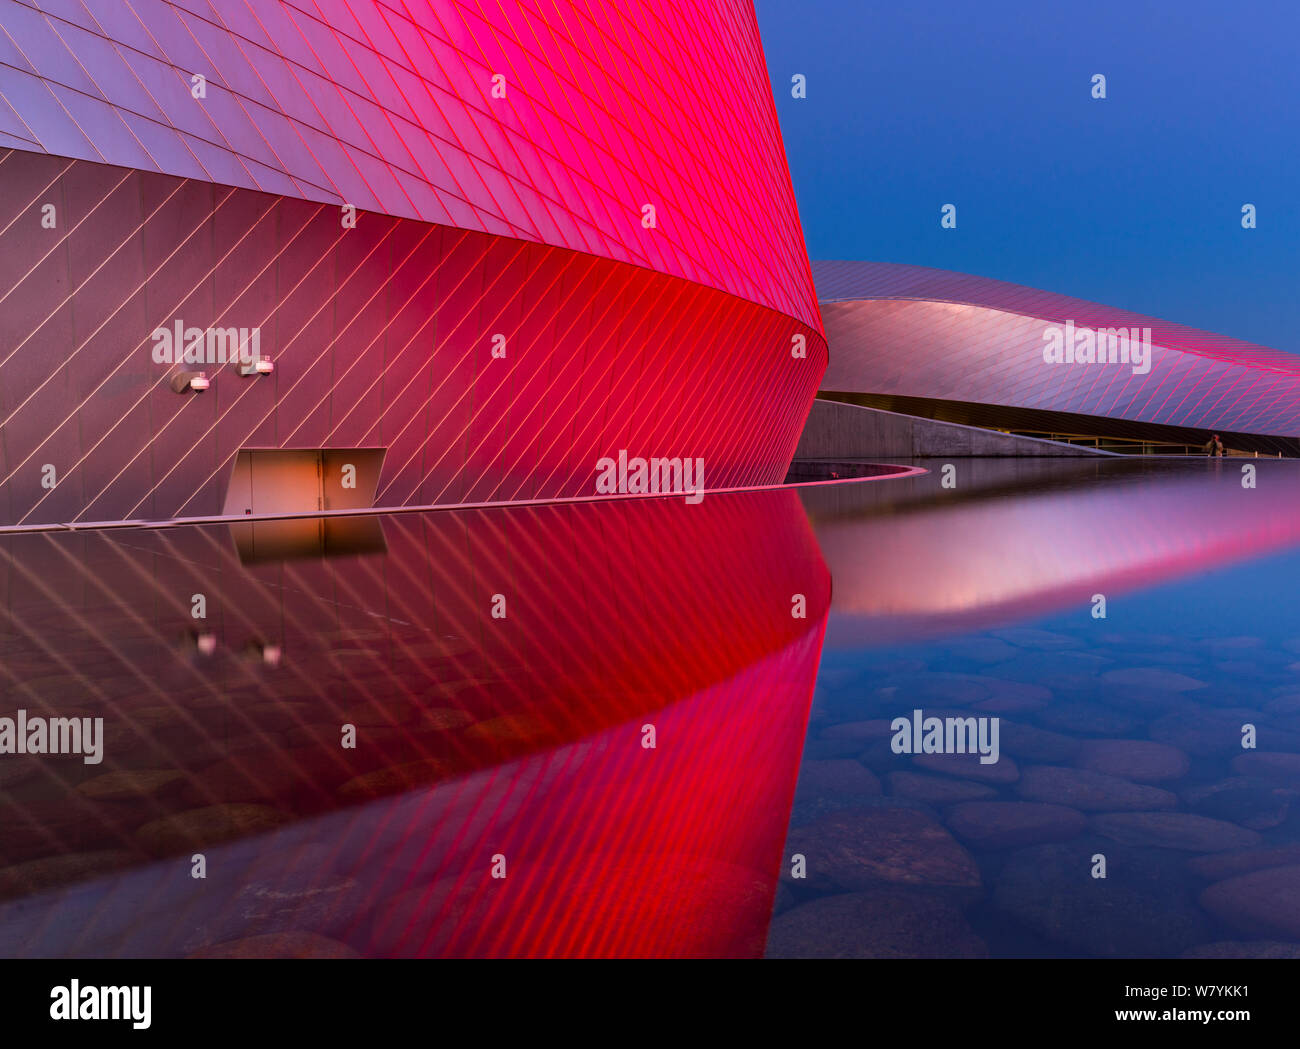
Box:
<box><xmin>756</xmin><ymin>0</ymin><xmax>1300</xmax><ymax>354</ymax></box>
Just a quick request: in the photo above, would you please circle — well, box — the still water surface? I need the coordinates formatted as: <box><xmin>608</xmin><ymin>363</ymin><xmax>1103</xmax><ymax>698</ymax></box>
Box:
<box><xmin>0</xmin><ymin>457</ymin><xmax>1296</xmax><ymax>957</ymax></box>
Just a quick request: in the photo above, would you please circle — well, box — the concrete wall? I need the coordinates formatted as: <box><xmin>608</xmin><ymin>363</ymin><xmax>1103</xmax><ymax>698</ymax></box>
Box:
<box><xmin>793</xmin><ymin>398</ymin><xmax>1111</xmax><ymax>458</ymax></box>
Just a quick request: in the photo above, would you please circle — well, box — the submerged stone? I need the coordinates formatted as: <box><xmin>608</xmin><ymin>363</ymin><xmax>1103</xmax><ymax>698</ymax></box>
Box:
<box><xmin>946</xmin><ymin>801</ymin><xmax>1086</xmax><ymax>849</ymax></box>
<box><xmin>765</xmin><ymin>889</ymin><xmax>988</xmax><ymax>958</ymax></box>
<box><xmin>887</xmin><ymin>771</ymin><xmax>998</xmax><ymax>804</ymax></box>
<box><xmin>1199</xmin><ymin>866</ymin><xmax>1300</xmax><ymax>939</ymax></box>
<box><xmin>992</xmin><ymin>837</ymin><xmax>1211</xmax><ymax>957</ymax></box>
<box><xmin>1073</xmin><ymin>739</ymin><xmax>1190</xmax><ymax>783</ymax></box>
<box><xmin>1016</xmin><ymin>766</ymin><xmax>1177</xmax><ymax>811</ymax></box>
<box><xmin>782</xmin><ymin>806</ymin><xmax>981</xmax><ymax>896</ymax></box>
<box><xmin>1089</xmin><ymin>812</ymin><xmax>1261</xmax><ymax>852</ymax></box>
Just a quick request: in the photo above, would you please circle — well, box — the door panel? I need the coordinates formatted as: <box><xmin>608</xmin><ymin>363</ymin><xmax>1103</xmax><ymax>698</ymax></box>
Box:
<box><xmin>221</xmin><ymin>449</ymin><xmax>321</xmax><ymax>516</ymax></box>
<box><xmin>222</xmin><ymin>448</ymin><xmax>386</xmax><ymax>516</ymax></box>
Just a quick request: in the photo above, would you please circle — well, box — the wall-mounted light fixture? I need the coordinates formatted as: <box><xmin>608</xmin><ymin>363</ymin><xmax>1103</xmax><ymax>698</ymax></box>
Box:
<box><xmin>180</xmin><ymin>629</ymin><xmax>217</xmax><ymax>656</ymax></box>
<box><xmin>240</xmin><ymin>357</ymin><xmax>274</xmax><ymax>377</ymax></box>
<box><xmin>242</xmin><ymin>638</ymin><xmax>283</xmax><ymax>667</ymax></box>
<box><xmin>171</xmin><ymin>370</ymin><xmax>209</xmax><ymax>393</ymax></box>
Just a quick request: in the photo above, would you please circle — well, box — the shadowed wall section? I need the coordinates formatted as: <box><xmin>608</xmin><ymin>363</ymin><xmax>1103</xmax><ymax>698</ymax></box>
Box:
<box><xmin>793</xmin><ymin>397</ymin><xmax>1106</xmax><ymax>459</ymax></box>
<box><xmin>0</xmin><ymin>152</ymin><xmax>821</xmax><ymax>524</ymax></box>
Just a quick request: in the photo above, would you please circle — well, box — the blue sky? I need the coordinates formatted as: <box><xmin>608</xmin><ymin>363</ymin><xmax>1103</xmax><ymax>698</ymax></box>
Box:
<box><xmin>756</xmin><ymin>0</ymin><xmax>1300</xmax><ymax>353</ymax></box>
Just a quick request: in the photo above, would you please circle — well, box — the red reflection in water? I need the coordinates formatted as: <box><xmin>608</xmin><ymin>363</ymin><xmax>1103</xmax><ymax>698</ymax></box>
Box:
<box><xmin>0</xmin><ymin>489</ymin><xmax>828</xmax><ymax>957</ymax></box>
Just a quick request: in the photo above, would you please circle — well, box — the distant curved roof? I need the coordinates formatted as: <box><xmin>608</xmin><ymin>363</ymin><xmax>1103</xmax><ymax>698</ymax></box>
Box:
<box><xmin>813</xmin><ymin>260</ymin><xmax>1300</xmax><ymax>376</ymax></box>
<box><xmin>811</xmin><ymin>260</ymin><xmax>1300</xmax><ymax>440</ymax></box>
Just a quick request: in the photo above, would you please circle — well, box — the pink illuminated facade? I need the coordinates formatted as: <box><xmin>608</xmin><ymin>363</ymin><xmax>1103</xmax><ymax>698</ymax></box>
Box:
<box><xmin>0</xmin><ymin>0</ymin><xmax>825</xmax><ymax>526</ymax></box>
<box><xmin>814</xmin><ymin>261</ymin><xmax>1300</xmax><ymax>453</ymax></box>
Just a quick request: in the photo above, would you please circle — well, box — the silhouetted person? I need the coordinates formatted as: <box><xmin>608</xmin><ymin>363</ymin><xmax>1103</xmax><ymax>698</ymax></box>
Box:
<box><xmin>1203</xmin><ymin>434</ymin><xmax>1225</xmax><ymax>457</ymax></box>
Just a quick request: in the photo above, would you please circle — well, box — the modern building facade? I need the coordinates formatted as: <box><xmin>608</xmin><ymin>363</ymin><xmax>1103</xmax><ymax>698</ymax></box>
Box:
<box><xmin>813</xmin><ymin>261</ymin><xmax>1300</xmax><ymax>455</ymax></box>
<box><xmin>0</xmin><ymin>0</ymin><xmax>825</xmax><ymax>527</ymax></box>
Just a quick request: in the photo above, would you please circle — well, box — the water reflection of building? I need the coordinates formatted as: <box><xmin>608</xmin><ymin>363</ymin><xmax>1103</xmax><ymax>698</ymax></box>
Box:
<box><xmin>801</xmin><ymin>459</ymin><xmax>1300</xmax><ymax>644</ymax></box>
<box><xmin>0</xmin><ymin>489</ymin><xmax>828</xmax><ymax>957</ymax></box>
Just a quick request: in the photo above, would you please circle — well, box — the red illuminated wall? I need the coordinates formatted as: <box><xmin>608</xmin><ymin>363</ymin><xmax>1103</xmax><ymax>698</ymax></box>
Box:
<box><xmin>0</xmin><ymin>1</ymin><xmax>825</xmax><ymax>525</ymax></box>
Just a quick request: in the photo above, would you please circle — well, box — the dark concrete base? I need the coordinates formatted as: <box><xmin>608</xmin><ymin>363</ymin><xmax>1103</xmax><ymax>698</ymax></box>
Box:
<box><xmin>793</xmin><ymin>398</ymin><xmax>1113</xmax><ymax>459</ymax></box>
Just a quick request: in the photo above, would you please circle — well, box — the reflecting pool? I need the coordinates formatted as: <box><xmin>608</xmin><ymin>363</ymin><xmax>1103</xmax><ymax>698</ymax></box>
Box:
<box><xmin>782</xmin><ymin>457</ymin><xmax>1300</xmax><ymax>958</ymax></box>
<box><xmin>1</xmin><ymin>457</ymin><xmax>1298</xmax><ymax>957</ymax></box>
